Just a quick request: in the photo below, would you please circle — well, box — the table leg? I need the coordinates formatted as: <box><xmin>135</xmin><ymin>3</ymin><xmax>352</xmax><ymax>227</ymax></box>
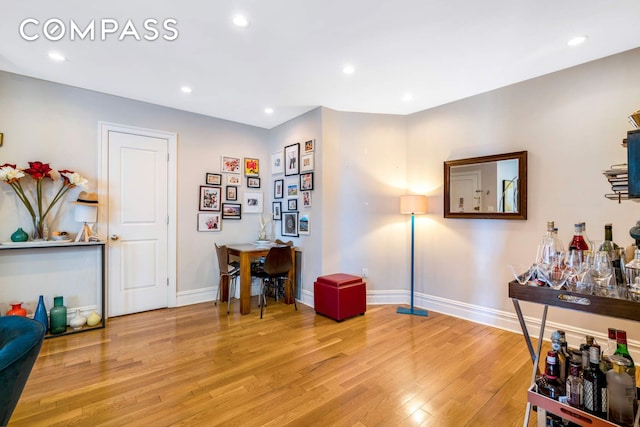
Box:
<box><xmin>239</xmin><ymin>252</ymin><xmax>252</xmax><ymax>314</ymax></box>
<box><xmin>284</xmin><ymin>247</ymin><xmax>295</xmax><ymax>304</ymax></box>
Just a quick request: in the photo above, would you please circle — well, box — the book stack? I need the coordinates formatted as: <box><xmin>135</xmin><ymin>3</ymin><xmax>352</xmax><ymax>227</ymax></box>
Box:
<box><xmin>603</xmin><ymin>164</ymin><xmax>629</xmax><ymax>202</ymax></box>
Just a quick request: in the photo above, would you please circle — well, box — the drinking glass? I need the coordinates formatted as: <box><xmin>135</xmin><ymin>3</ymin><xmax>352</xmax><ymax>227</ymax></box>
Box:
<box><xmin>591</xmin><ymin>251</ymin><xmax>614</xmax><ymax>288</ymax></box>
<box><xmin>509</xmin><ymin>263</ymin><xmax>534</xmax><ymax>285</ymax></box>
<box><xmin>565</xmin><ymin>249</ymin><xmax>583</xmax><ymax>290</ymax></box>
<box><xmin>540</xmin><ymin>251</ymin><xmax>570</xmax><ymax>290</ymax></box>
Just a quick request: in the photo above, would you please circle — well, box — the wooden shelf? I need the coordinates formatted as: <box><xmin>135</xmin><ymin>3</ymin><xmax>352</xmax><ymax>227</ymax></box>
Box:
<box><xmin>44</xmin><ymin>322</ymin><xmax>104</xmax><ymax>339</ymax></box>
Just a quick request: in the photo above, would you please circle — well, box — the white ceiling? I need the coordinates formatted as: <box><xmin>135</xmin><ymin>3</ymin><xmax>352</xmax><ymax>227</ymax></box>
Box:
<box><xmin>1</xmin><ymin>1</ymin><xmax>639</xmax><ymax>129</ymax></box>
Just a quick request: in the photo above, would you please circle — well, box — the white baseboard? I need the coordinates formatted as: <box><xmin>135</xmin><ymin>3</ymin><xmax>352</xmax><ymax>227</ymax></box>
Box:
<box><xmin>177</xmin><ymin>284</ymin><xmax>262</xmax><ymax>307</ymax></box>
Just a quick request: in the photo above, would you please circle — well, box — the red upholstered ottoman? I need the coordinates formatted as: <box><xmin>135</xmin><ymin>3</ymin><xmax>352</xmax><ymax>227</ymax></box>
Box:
<box><xmin>314</xmin><ymin>273</ymin><xmax>366</xmax><ymax>321</ymax></box>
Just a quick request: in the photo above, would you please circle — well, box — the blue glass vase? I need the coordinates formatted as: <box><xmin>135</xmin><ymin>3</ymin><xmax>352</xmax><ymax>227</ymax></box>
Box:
<box><xmin>34</xmin><ymin>295</ymin><xmax>48</xmax><ymax>332</ymax></box>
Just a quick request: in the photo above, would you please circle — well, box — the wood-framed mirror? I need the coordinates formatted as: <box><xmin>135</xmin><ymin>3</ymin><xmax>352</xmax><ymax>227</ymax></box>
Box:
<box><xmin>444</xmin><ymin>151</ymin><xmax>527</xmax><ymax>220</ymax></box>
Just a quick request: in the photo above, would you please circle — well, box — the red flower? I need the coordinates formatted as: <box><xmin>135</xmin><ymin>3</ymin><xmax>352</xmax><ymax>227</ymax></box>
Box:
<box><xmin>24</xmin><ymin>161</ymin><xmax>53</xmax><ymax>180</ymax></box>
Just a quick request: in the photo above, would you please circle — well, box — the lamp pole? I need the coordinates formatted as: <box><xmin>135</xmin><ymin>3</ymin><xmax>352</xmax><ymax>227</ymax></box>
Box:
<box><xmin>397</xmin><ymin>195</ymin><xmax>428</xmax><ymax>317</ymax></box>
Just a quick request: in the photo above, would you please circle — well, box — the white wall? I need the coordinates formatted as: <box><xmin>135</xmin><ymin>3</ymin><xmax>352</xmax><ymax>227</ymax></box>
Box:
<box><xmin>0</xmin><ymin>71</ymin><xmax>269</xmax><ymax>306</ymax></box>
<box><xmin>406</xmin><ymin>48</ymin><xmax>640</xmax><ymax>345</ymax></box>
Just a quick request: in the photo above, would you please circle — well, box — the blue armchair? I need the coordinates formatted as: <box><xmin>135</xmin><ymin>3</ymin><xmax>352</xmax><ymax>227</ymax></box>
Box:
<box><xmin>0</xmin><ymin>316</ymin><xmax>46</xmax><ymax>426</ymax></box>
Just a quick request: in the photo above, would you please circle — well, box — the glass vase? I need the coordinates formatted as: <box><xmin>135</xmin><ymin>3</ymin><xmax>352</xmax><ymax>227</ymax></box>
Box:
<box><xmin>32</xmin><ymin>216</ymin><xmax>44</xmax><ymax>241</ymax></box>
<box><xmin>6</xmin><ymin>302</ymin><xmax>27</xmax><ymax>316</ymax></box>
<box><xmin>49</xmin><ymin>296</ymin><xmax>67</xmax><ymax>334</ymax></box>
<box><xmin>34</xmin><ymin>295</ymin><xmax>49</xmax><ymax>332</ymax></box>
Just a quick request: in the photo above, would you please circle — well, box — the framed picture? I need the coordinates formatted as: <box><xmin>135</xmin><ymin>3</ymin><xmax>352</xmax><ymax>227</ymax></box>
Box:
<box><xmin>197</xmin><ymin>213</ymin><xmax>221</xmax><ymax>232</ymax></box>
<box><xmin>300</xmin><ymin>172</ymin><xmax>314</xmax><ymax>191</ymax></box>
<box><xmin>286</xmin><ymin>181</ymin><xmax>299</xmax><ymax>197</ymax></box>
<box><xmin>299</xmin><ymin>213</ymin><xmax>310</xmax><ymax>235</ymax></box>
<box><xmin>199</xmin><ymin>186</ymin><xmax>221</xmax><ymax>211</ymax></box>
<box><xmin>243</xmin><ymin>191</ymin><xmax>263</xmax><ymax>214</ymax></box>
<box><xmin>226</xmin><ymin>186</ymin><xmax>237</xmax><ymax>201</ymax></box>
<box><xmin>247</xmin><ymin>177</ymin><xmax>261</xmax><ymax>188</ymax></box>
<box><xmin>282</xmin><ymin>211</ymin><xmax>299</xmax><ymax>237</ymax></box>
<box><xmin>274</xmin><ymin>179</ymin><xmax>284</xmax><ymax>199</ymax></box>
<box><xmin>284</xmin><ymin>143</ymin><xmax>300</xmax><ymax>176</ymax></box>
<box><xmin>303</xmin><ymin>139</ymin><xmax>315</xmax><ymax>153</ymax></box>
<box><xmin>227</xmin><ymin>174</ymin><xmax>241</xmax><ymax>185</ymax></box>
<box><xmin>206</xmin><ymin>173</ymin><xmax>222</xmax><ymax>185</ymax></box>
<box><xmin>244</xmin><ymin>157</ymin><xmax>259</xmax><ymax>176</ymax></box>
<box><xmin>272</xmin><ymin>201</ymin><xmax>282</xmax><ymax>220</ymax></box>
<box><xmin>271</xmin><ymin>151</ymin><xmax>284</xmax><ymax>175</ymax></box>
<box><xmin>222</xmin><ymin>203</ymin><xmax>241</xmax><ymax>220</ymax></box>
<box><xmin>221</xmin><ymin>156</ymin><xmax>241</xmax><ymax>174</ymax></box>
<box><xmin>288</xmin><ymin>199</ymin><xmax>298</xmax><ymax>211</ymax></box>
<box><xmin>300</xmin><ymin>153</ymin><xmax>314</xmax><ymax>172</ymax></box>
<box><xmin>301</xmin><ymin>190</ymin><xmax>312</xmax><ymax>207</ymax></box>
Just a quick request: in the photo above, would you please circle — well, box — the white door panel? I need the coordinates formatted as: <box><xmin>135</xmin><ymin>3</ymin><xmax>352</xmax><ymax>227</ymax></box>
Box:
<box><xmin>108</xmin><ymin>131</ymin><xmax>168</xmax><ymax>316</ymax></box>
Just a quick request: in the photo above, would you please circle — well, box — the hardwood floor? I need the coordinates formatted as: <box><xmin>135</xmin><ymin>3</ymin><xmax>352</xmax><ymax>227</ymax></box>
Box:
<box><xmin>11</xmin><ymin>300</ymin><xmax>538</xmax><ymax>426</ymax></box>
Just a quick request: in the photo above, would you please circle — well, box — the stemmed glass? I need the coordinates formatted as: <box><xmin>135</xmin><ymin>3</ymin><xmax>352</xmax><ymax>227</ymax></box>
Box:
<box><xmin>540</xmin><ymin>251</ymin><xmax>570</xmax><ymax>290</ymax></box>
<box><xmin>591</xmin><ymin>251</ymin><xmax>614</xmax><ymax>289</ymax></box>
<box><xmin>564</xmin><ymin>249</ymin><xmax>583</xmax><ymax>290</ymax></box>
<box><xmin>509</xmin><ymin>263</ymin><xmax>534</xmax><ymax>285</ymax></box>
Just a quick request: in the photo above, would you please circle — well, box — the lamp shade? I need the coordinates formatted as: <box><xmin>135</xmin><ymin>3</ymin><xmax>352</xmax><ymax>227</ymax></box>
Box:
<box><xmin>400</xmin><ymin>195</ymin><xmax>427</xmax><ymax>215</ymax></box>
<box><xmin>74</xmin><ymin>204</ymin><xmax>98</xmax><ymax>223</ymax></box>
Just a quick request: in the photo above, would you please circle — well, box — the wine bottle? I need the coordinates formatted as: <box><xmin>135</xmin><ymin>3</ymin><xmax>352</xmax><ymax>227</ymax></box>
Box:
<box><xmin>600</xmin><ymin>223</ymin><xmax>623</xmax><ymax>284</ymax></box>
<box><xmin>537</xmin><ymin>350</ymin><xmax>565</xmax><ymax>400</ymax></box>
<box><xmin>601</xmin><ymin>327</ymin><xmax>617</xmax><ymax>374</ymax></box>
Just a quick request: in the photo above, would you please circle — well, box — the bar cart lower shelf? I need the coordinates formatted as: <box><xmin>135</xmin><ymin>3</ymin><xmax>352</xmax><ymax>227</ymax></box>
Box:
<box><xmin>508</xmin><ymin>281</ymin><xmax>640</xmax><ymax>427</ymax></box>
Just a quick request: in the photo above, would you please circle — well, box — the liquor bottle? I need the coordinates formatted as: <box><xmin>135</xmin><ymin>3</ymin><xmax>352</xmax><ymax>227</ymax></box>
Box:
<box><xmin>551</xmin><ymin>331</ymin><xmax>569</xmax><ymax>384</ymax></box>
<box><xmin>625</xmin><ymin>248</ymin><xmax>640</xmax><ymax>294</ymax></box>
<box><xmin>579</xmin><ymin>337</ymin><xmax>594</xmax><ymax>408</ymax></box>
<box><xmin>552</xmin><ymin>228</ymin><xmax>564</xmax><ymax>254</ymax></box>
<box><xmin>537</xmin><ymin>221</ymin><xmax>556</xmax><ymax>265</ymax></box>
<box><xmin>569</xmin><ymin>223</ymin><xmax>589</xmax><ymax>255</ymax></box>
<box><xmin>600</xmin><ymin>224</ymin><xmax>623</xmax><ymax>284</ymax></box>
<box><xmin>566</xmin><ymin>357</ymin><xmax>583</xmax><ymax>408</ymax></box>
<box><xmin>601</xmin><ymin>327</ymin><xmax>617</xmax><ymax>373</ymax></box>
<box><xmin>537</xmin><ymin>350</ymin><xmax>565</xmax><ymax>400</ymax></box>
<box><xmin>583</xmin><ymin>345</ymin><xmax>607</xmax><ymax>418</ymax></box>
<box><xmin>581</xmin><ymin>222</ymin><xmax>593</xmax><ymax>254</ymax></box>
<box><xmin>613</xmin><ymin>330</ymin><xmax>637</xmax><ymax>383</ymax></box>
<box><xmin>607</xmin><ymin>355</ymin><xmax>636</xmax><ymax>426</ymax></box>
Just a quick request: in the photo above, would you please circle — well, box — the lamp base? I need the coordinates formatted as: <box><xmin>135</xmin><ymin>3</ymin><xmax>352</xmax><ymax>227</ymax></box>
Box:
<box><xmin>396</xmin><ymin>306</ymin><xmax>428</xmax><ymax>316</ymax></box>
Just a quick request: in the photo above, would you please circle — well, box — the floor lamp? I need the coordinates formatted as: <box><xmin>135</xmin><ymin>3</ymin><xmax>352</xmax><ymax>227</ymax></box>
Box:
<box><xmin>397</xmin><ymin>195</ymin><xmax>428</xmax><ymax>316</ymax></box>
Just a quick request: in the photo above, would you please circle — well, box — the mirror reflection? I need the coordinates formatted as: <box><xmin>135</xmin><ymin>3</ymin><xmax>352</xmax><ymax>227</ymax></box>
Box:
<box><xmin>444</xmin><ymin>151</ymin><xmax>527</xmax><ymax>220</ymax></box>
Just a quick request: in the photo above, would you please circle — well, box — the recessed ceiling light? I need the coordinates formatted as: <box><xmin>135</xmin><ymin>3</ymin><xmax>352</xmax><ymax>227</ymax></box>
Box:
<box><xmin>48</xmin><ymin>51</ymin><xmax>66</xmax><ymax>62</ymax></box>
<box><xmin>568</xmin><ymin>35</ymin><xmax>588</xmax><ymax>46</ymax></box>
<box><xmin>403</xmin><ymin>93</ymin><xmax>413</xmax><ymax>102</ymax></box>
<box><xmin>343</xmin><ymin>65</ymin><xmax>355</xmax><ymax>75</ymax></box>
<box><xmin>180</xmin><ymin>86</ymin><xmax>192</xmax><ymax>94</ymax></box>
<box><xmin>264</xmin><ymin>107</ymin><xmax>274</xmax><ymax>114</ymax></box>
<box><xmin>233</xmin><ymin>15</ymin><xmax>249</xmax><ymax>27</ymax></box>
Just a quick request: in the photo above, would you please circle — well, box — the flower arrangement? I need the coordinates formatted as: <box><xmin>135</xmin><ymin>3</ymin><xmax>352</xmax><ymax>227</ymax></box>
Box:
<box><xmin>0</xmin><ymin>161</ymin><xmax>88</xmax><ymax>239</ymax></box>
<box><xmin>258</xmin><ymin>212</ymin><xmax>272</xmax><ymax>241</ymax></box>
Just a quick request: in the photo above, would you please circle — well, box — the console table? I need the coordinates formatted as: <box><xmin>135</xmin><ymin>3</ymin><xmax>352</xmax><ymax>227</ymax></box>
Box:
<box><xmin>0</xmin><ymin>240</ymin><xmax>105</xmax><ymax>337</ymax></box>
<box><xmin>509</xmin><ymin>281</ymin><xmax>640</xmax><ymax>426</ymax></box>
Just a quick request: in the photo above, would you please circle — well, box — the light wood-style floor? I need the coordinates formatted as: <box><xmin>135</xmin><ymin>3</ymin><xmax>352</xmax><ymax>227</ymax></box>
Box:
<box><xmin>11</xmin><ymin>299</ymin><xmax>539</xmax><ymax>426</ymax></box>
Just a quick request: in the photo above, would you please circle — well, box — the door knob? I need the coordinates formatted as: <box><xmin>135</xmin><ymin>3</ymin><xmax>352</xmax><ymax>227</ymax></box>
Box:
<box><xmin>110</xmin><ymin>234</ymin><xmax>119</xmax><ymax>241</ymax></box>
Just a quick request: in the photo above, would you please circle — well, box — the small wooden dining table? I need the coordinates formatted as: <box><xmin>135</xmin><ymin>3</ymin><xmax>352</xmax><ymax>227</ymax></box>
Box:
<box><xmin>225</xmin><ymin>243</ymin><xmax>295</xmax><ymax>315</ymax></box>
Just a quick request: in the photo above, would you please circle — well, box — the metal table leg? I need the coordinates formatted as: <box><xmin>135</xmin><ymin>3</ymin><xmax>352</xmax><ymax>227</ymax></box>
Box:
<box><xmin>512</xmin><ymin>298</ymin><xmax>548</xmax><ymax>427</ymax></box>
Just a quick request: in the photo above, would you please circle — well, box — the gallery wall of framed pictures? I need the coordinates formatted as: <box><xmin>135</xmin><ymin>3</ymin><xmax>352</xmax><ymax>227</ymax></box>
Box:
<box><xmin>198</xmin><ymin>138</ymin><xmax>316</xmax><ymax>236</ymax></box>
<box><xmin>271</xmin><ymin>138</ymin><xmax>315</xmax><ymax>237</ymax></box>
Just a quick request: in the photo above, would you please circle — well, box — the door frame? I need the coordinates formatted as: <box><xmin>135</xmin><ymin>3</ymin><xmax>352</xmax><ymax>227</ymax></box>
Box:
<box><xmin>98</xmin><ymin>121</ymin><xmax>178</xmax><ymax>315</ymax></box>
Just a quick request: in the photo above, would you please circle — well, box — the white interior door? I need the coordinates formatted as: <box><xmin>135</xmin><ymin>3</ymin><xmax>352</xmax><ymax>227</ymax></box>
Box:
<box><xmin>450</xmin><ymin>171</ymin><xmax>480</xmax><ymax>213</ymax></box>
<box><xmin>103</xmin><ymin>127</ymin><xmax>173</xmax><ymax>317</ymax></box>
